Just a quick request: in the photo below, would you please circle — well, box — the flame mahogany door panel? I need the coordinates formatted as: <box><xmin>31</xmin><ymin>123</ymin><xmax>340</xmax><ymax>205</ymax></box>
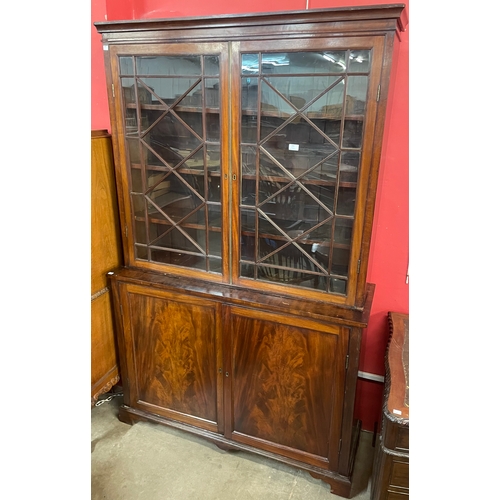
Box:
<box><xmin>118</xmin><ymin>283</ymin><xmax>224</xmax><ymax>434</ymax></box>
<box><xmin>226</xmin><ymin>306</ymin><xmax>349</xmax><ymax>472</ymax></box>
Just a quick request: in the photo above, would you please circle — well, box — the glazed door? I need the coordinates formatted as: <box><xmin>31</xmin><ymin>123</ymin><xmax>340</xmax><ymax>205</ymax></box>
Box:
<box><xmin>225</xmin><ymin>306</ymin><xmax>349</xmax><ymax>471</ymax></box>
<box><xmin>108</xmin><ymin>42</ymin><xmax>230</xmax><ymax>282</ymax></box>
<box><xmin>230</xmin><ymin>36</ymin><xmax>387</xmax><ymax>305</ymax></box>
<box><xmin>118</xmin><ymin>283</ymin><xmax>224</xmax><ymax>434</ymax></box>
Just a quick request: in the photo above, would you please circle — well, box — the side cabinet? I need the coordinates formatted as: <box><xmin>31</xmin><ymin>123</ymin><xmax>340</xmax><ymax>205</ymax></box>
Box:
<box><xmin>370</xmin><ymin>313</ymin><xmax>409</xmax><ymax>500</ymax></box>
<box><xmin>91</xmin><ymin>129</ymin><xmax>123</xmax><ymax>405</ymax></box>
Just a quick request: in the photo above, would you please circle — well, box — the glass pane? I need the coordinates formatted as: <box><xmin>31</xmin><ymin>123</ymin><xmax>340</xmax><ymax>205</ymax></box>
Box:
<box><xmin>131</xmin><ymin>167</ymin><xmax>142</xmax><ymax>192</ymax></box>
<box><xmin>241</xmin><ymin>145</ymin><xmax>257</xmax><ymax>177</ymax></box>
<box><xmin>241</xmin><ymin>231</ymin><xmax>256</xmax><ymax>262</ymax></box>
<box><xmin>204</xmin><ymin>56</ymin><xmax>219</xmax><ymax>76</ymax></box>
<box><xmin>348</xmin><ymin>50</ymin><xmax>371</xmax><ymax>73</ymax></box>
<box><xmin>151</xmin><ymin>249</ymin><xmax>205</xmax><ymax>269</ymax></box>
<box><xmin>119</xmin><ymin>57</ymin><xmax>134</xmax><ymax>75</ymax></box>
<box><xmin>121</xmin><ymin>78</ymin><xmax>140</xmax><ymax>104</ymax></box>
<box><xmin>295</xmin><ymin>51</ymin><xmax>346</xmax><ymax>74</ymax></box>
<box><xmin>336</xmin><ymin>187</ymin><xmax>356</xmax><ymax>216</ymax></box>
<box><xmin>146</xmin><ymin>112</ymin><xmax>202</xmax><ymax>164</ymax></box>
<box><xmin>262</xmin><ymin>75</ymin><xmax>344</xmax><ymax>116</ymax></box>
<box><xmin>207</xmin><ymin>177</ymin><xmax>221</xmax><ymax>203</ymax></box>
<box><xmin>333</xmin><ymin>218</ymin><xmax>353</xmax><ymax>246</ymax></box>
<box><xmin>206</xmin><ymin>113</ymin><xmax>220</xmax><ymax>142</ymax></box>
<box><xmin>126</xmin><ymin>137</ymin><xmax>145</xmax><ymax>165</ymax></box>
<box><xmin>261</xmin><ymin>51</ymin><xmax>347</xmax><ymax>74</ymax></box>
<box><xmin>135</xmin><ymin>245</ymin><xmax>148</xmax><ymax>260</ymax></box>
<box><xmin>208</xmin><ymin>257</ymin><xmax>222</xmax><ymax>273</ymax></box>
<box><xmin>150</xmin><ymin>223</ymin><xmax>204</xmax><ymax>253</ymax></box>
<box><xmin>241</xmin><ymin>54</ymin><xmax>259</xmax><ymax>75</ymax></box>
<box><xmin>331</xmin><ymin>247</ymin><xmax>350</xmax><ymax>276</ymax></box>
<box><xmin>208</xmin><ymin>204</ymin><xmax>222</xmax><ymax>231</ymax></box>
<box><xmin>181</xmin><ymin>148</ymin><xmax>205</xmax><ymax>173</ymax></box>
<box><xmin>342</xmin><ymin>119</ymin><xmax>364</xmax><ymax>149</ymax></box>
<box><xmin>346</xmin><ymin>75</ymin><xmax>368</xmax><ymax>114</ymax></box>
<box><xmin>328</xmin><ymin>278</ymin><xmax>346</xmax><ymax>295</ymax></box>
<box><xmin>340</xmin><ymin>151</ymin><xmax>360</xmax><ymax>183</ymax></box>
<box><xmin>240</xmin><ymin>263</ymin><xmax>255</xmax><ymax>278</ymax></box>
<box><xmin>204</xmin><ymin>78</ymin><xmax>220</xmax><ymax>108</ymax></box>
<box><xmin>242</xmin><ymin>77</ymin><xmax>258</xmax><ymax>110</ymax></box>
<box><xmin>131</xmin><ymin>195</ymin><xmax>147</xmax><ymax>245</ymax></box>
<box><xmin>207</xmin><ymin>230</ymin><xmax>222</xmax><ymax>258</ymax></box>
<box><xmin>136</xmin><ymin>55</ymin><xmax>202</xmax><ymax>76</ymax></box>
<box><xmin>135</xmin><ymin>77</ymin><xmax>200</xmax><ymax>105</ymax></box>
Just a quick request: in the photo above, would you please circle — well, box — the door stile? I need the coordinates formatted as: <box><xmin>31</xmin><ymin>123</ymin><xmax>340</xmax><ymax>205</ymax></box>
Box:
<box><xmin>229</xmin><ymin>41</ymin><xmax>242</xmax><ymax>285</ymax></box>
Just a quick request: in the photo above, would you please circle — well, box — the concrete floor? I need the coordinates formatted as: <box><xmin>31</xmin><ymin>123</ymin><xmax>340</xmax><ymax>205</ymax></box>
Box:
<box><xmin>91</xmin><ymin>393</ymin><xmax>376</xmax><ymax>500</ymax></box>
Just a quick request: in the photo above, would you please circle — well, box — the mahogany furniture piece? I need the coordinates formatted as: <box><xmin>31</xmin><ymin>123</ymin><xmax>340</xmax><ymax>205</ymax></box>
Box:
<box><xmin>91</xmin><ymin>130</ymin><xmax>123</xmax><ymax>405</ymax></box>
<box><xmin>371</xmin><ymin>312</ymin><xmax>409</xmax><ymax>499</ymax></box>
<box><xmin>95</xmin><ymin>5</ymin><xmax>407</xmax><ymax>496</ymax></box>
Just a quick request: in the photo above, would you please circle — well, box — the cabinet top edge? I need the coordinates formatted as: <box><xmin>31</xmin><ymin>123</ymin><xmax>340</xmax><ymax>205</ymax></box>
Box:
<box><xmin>108</xmin><ymin>268</ymin><xmax>376</xmax><ymax>326</ymax></box>
<box><xmin>94</xmin><ymin>4</ymin><xmax>408</xmax><ymax>34</ymax></box>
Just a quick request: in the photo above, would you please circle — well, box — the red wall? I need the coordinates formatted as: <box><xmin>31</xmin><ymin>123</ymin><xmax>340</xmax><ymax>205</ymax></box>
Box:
<box><xmin>91</xmin><ymin>0</ymin><xmax>409</xmax><ymax>431</ymax></box>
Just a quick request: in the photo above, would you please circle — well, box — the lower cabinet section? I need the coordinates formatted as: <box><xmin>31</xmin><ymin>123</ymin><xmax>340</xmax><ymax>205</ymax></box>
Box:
<box><xmin>109</xmin><ymin>269</ymin><xmax>374</xmax><ymax>497</ymax></box>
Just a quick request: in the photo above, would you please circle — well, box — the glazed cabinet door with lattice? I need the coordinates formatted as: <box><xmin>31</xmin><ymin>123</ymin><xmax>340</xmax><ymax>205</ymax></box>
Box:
<box><xmin>105</xmin><ymin>34</ymin><xmax>389</xmax><ymax>308</ymax></box>
<box><xmin>231</xmin><ymin>37</ymin><xmax>386</xmax><ymax>307</ymax></box>
<box><xmin>108</xmin><ymin>43</ymin><xmax>231</xmax><ymax>280</ymax></box>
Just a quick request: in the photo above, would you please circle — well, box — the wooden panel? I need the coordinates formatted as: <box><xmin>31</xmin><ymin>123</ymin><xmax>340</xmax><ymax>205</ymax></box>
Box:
<box><xmin>91</xmin><ymin>291</ymin><xmax>119</xmax><ymax>403</ymax></box>
<box><xmin>228</xmin><ymin>307</ymin><xmax>346</xmax><ymax>468</ymax></box>
<box><xmin>123</xmin><ymin>287</ymin><xmax>222</xmax><ymax>431</ymax></box>
<box><xmin>91</xmin><ymin>129</ymin><xmax>122</xmax><ymax>293</ymax></box>
<box><xmin>91</xmin><ymin>129</ymin><xmax>123</xmax><ymax>404</ymax></box>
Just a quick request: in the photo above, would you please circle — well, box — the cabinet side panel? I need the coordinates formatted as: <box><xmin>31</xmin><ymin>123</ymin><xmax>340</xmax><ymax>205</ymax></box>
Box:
<box><xmin>91</xmin><ymin>131</ymin><xmax>123</xmax><ymax>293</ymax></box>
<box><xmin>229</xmin><ymin>310</ymin><xmax>342</xmax><ymax>464</ymax></box>
<box><xmin>91</xmin><ymin>291</ymin><xmax>119</xmax><ymax>403</ymax></box>
<box><xmin>126</xmin><ymin>290</ymin><xmax>219</xmax><ymax>425</ymax></box>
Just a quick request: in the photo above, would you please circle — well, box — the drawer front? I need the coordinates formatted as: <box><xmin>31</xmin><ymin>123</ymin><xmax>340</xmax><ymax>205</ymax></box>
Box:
<box><xmin>390</xmin><ymin>460</ymin><xmax>409</xmax><ymax>489</ymax></box>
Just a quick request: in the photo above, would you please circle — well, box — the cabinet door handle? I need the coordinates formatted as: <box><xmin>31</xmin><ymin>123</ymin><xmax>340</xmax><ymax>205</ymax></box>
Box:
<box><xmin>225</xmin><ymin>371</ymin><xmax>229</xmax><ymax>377</ymax></box>
<box><xmin>232</xmin><ymin>174</ymin><xmax>236</xmax><ymax>180</ymax></box>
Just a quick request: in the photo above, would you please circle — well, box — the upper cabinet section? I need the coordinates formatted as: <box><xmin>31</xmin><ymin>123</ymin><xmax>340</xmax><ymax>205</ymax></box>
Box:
<box><xmin>95</xmin><ymin>5</ymin><xmax>406</xmax><ymax>308</ymax></box>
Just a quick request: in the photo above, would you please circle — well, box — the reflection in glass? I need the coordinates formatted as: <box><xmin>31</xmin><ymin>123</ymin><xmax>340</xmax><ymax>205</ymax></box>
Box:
<box><xmin>348</xmin><ymin>50</ymin><xmax>371</xmax><ymax>73</ymax></box>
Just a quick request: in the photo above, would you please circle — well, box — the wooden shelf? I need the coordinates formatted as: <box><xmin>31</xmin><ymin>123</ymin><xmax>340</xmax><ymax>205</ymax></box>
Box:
<box><xmin>126</xmin><ymin>102</ymin><xmax>364</xmax><ymax>121</ymax></box>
